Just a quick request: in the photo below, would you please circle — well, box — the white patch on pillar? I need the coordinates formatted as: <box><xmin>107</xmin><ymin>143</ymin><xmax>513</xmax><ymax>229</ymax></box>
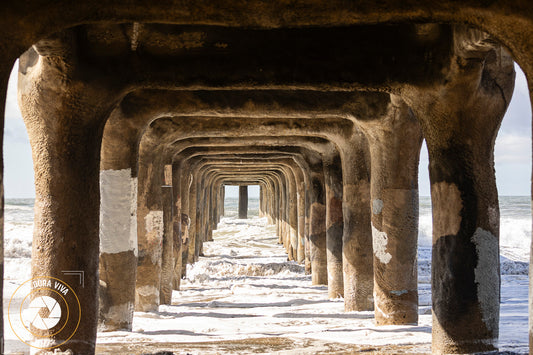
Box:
<box><xmin>471</xmin><ymin>227</ymin><xmax>499</xmax><ymax>334</ymax></box>
<box><xmin>107</xmin><ymin>302</ymin><xmax>134</xmax><ymax>323</ymax></box>
<box><xmin>372</xmin><ymin>223</ymin><xmax>392</xmax><ymax>264</ymax></box>
<box><xmin>372</xmin><ymin>199</ymin><xmax>383</xmax><ymax>215</ymax></box>
<box><xmin>130</xmin><ymin>177</ymin><xmax>138</xmax><ymax>256</ymax></box>
<box><xmin>100</xmin><ymin>169</ymin><xmax>138</xmax><ymax>255</ymax></box>
<box><xmin>136</xmin><ymin>285</ymin><xmax>160</xmax><ymax>299</ymax></box>
<box><xmin>99</xmin><ymin>302</ymin><xmax>134</xmax><ymax>331</ymax></box>
<box><xmin>145</xmin><ymin>210</ymin><xmax>164</xmax><ymax>264</ymax></box>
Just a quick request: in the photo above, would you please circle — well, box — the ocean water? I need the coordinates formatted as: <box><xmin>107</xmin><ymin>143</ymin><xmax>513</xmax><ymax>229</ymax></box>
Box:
<box><xmin>3</xmin><ymin>196</ymin><xmax>530</xmax><ymax>353</ymax></box>
<box><xmin>3</xmin><ymin>196</ymin><xmax>531</xmax><ymax>271</ymax></box>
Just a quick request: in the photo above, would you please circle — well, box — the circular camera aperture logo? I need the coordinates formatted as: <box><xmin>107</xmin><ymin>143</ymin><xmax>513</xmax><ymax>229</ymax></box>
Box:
<box><xmin>24</xmin><ymin>295</ymin><xmax>62</xmax><ymax>330</ymax></box>
<box><xmin>8</xmin><ymin>277</ymin><xmax>81</xmax><ymax>350</ymax></box>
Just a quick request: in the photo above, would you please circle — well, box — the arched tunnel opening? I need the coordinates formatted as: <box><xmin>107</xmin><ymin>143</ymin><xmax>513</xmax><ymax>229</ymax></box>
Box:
<box><xmin>0</xmin><ymin>7</ymin><xmax>532</xmax><ymax>354</ymax></box>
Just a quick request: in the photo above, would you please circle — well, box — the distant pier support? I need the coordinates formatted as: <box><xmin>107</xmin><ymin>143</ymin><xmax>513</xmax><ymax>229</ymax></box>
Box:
<box><xmin>239</xmin><ymin>185</ymin><xmax>248</xmax><ymax>219</ymax></box>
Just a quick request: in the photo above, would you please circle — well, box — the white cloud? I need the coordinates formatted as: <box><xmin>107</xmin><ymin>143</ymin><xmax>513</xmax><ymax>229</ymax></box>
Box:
<box><xmin>495</xmin><ymin>134</ymin><xmax>531</xmax><ymax>164</ymax></box>
<box><xmin>5</xmin><ymin>60</ymin><xmax>20</xmax><ymax>122</ymax></box>
<box><xmin>514</xmin><ymin>63</ymin><xmax>530</xmax><ymax>98</ymax></box>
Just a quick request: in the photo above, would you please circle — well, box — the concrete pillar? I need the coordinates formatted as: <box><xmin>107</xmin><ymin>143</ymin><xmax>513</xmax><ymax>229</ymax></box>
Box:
<box><xmin>282</xmin><ymin>172</ymin><xmax>292</xmax><ymax>255</ymax></box>
<box><xmin>99</xmin><ymin>109</ymin><xmax>139</xmax><ymax>331</ymax></box>
<box><xmin>208</xmin><ymin>182</ymin><xmax>216</xmax><ymax>240</ymax></box>
<box><xmin>268</xmin><ymin>179</ymin><xmax>276</xmax><ymax>225</ymax></box>
<box><xmin>340</xmin><ymin>133</ymin><xmax>373</xmax><ymax>311</ymax></box>
<box><xmin>207</xmin><ymin>182</ymin><xmax>217</xmax><ymax>239</ymax></box>
<box><xmin>277</xmin><ymin>176</ymin><xmax>286</xmax><ymax>244</ymax></box>
<box><xmin>286</xmin><ymin>168</ymin><xmax>299</xmax><ymax>261</ymax></box>
<box><xmin>238</xmin><ymin>185</ymin><xmax>248</xmax><ymax>219</ymax></box>
<box><xmin>282</xmin><ymin>174</ymin><xmax>291</xmax><ymax>253</ymax></box>
<box><xmin>179</xmin><ymin>161</ymin><xmax>191</xmax><ymax>277</ymax></box>
<box><xmin>207</xmin><ymin>176</ymin><xmax>217</xmax><ymax>240</ymax></box>
<box><xmin>530</xmin><ymin>82</ymin><xmax>533</xmax><ymax>355</ymax></box>
<box><xmin>309</xmin><ymin>168</ymin><xmax>327</xmax><ymax>285</ymax></box>
<box><xmin>198</xmin><ymin>172</ymin><xmax>210</xmax><ymax>247</ymax></box>
<box><xmin>19</xmin><ymin>46</ymin><xmax>118</xmax><ymax>353</ymax></box>
<box><xmin>402</xmin><ymin>37</ymin><xmax>514</xmax><ymax>353</ymax></box>
<box><xmin>187</xmin><ymin>163</ymin><xmax>198</xmax><ymax>263</ymax></box>
<box><xmin>216</xmin><ymin>183</ymin><xmax>223</xmax><ymax>226</ymax></box>
<box><xmin>272</xmin><ymin>181</ymin><xmax>279</xmax><ymax>230</ymax></box>
<box><xmin>190</xmin><ymin>165</ymin><xmax>201</xmax><ymax>261</ymax></box>
<box><xmin>171</xmin><ymin>163</ymin><xmax>182</xmax><ymax>290</ymax></box>
<box><xmin>273</xmin><ymin>175</ymin><xmax>281</xmax><ymax>239</ymax></box>
<box><xmin>339</xmin><ymin>130</ymin><xmax>374</xmax><ymax>312</ymax></box>
<box><xmin>323</xmin><ymin>151</ymin><xmax>344</xmax><ymax>298</ymax></box>
<box><xmin>264</xmin><ymin>178</ymin><xmax>275</xmax><ymax>225</ymax></box>
<box><xmin>160</xmin><ymin>184</ymin><xmax>174</xmax><ymax>305</ymax></box>
<box><xmin>196</xmin><ymin>174</ymin><xmax>209</xmax><ymax>246</ymax></box>
<box><xmin>135</xmin><ymin>139</ymin><xmax>165</xmax><ymax>312</ymax></box>
<box><xmin>358</xmin><ymin>95</ymin><xmax>423</xmax><ymax>325</ymax></box>
<box><xmin>304</xmin><ymin>188</ymin><xmax>312</xmax><ymax>274</ymax></box>
<box><xmin>0</xmin><ymin>61</ymin><xmax>8</xmax><ymax>352</ymax></box>
<box><xmin>259</xmin><ymin>185</ymin><xmax>264</xmax><ymax>217</ymax></box>
<box><xmin>296</xmin><ymin>175</ymin><xmax>306</xmax><ymax>263</ymax></box>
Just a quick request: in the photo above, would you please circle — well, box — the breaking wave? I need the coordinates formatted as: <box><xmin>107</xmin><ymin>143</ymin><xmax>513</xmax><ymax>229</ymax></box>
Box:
<box><xmin>187</xmin><ymin>259</ymin><xmax>305</xmax><ymax>283</ymax></box>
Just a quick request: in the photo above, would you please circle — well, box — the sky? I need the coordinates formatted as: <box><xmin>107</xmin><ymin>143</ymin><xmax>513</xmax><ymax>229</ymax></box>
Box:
<box><xmin>3</xmin><ymin>62</ymin><xmax>531</xmax><ymax>198</ymax></box>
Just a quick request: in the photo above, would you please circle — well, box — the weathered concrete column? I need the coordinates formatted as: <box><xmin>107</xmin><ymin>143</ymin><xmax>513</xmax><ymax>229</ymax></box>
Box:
<box><xmin>177</xmin><ymin>161</ymin><xmax>190</xmax><ymax>278</ymax></box>
<box><xmin>19</xmin><ymin>45</ymin><xmax>120</xmax><ymax>352</ymax></box>
<box><xmin>160</xmin><ymin>182</ymin><xmax>174</xmax><ymax>305</ymax></box>
<box><xmin>282</xmin><ymin>173</ymin><xmax>292</xmax><ymax>254</ymax></box>
<box><xmin>219</xmin><ymin>184</ymin><xmax>225</xmax><ymax>219</ymax></box>
<box><xmin>273</xmin><ymin>172</ymin><xmax>284</xmax><ymax>243</ymax></box>
<box><xmin>296</xmin><ymin>171</ymin><xmax>306</xmax><ymax>263</ymax></box>
<box><xmin>264</xmin><ymin>178</ymin><xmax>275</xmax><ymax>225</ymax></box>
<box><xmin>238</xmin><ymin>185</ymin><xmax>248</xmax><ymax>219</ymax></box>
<box><xmin>205</xmin><ymin>173</ymin><xmax>219</xmax><ymax>241</ymax></box>
<box><xmin>282</xmin><ymin>166</ymin><xmax>299</xmax><ymax>261</ymax></box>
<box><xmin>323</xmin><ymin>150</ymin><xmax>344</xmax><ymax>298</ymax></box>
<box><xmin>99</xmin><ymin>109</ymin><xmax>139</xmax><ymax>332</ymax></box>
<box><xmin>195</xmin><ymin>172</ymin><xmax>209</xmax><ymax>246</ymax></box>
<box><xmin>191</xmin><ymin>159</ymin><xmax>211</xmax><ymax>261</ymax></box>
<box><xmin>340</xmin><ymin>132</ymin><xmax>373</xmax><ymax>311</ymax></box>
<box><xmin>217</xmin><ymin>183</ymin><xmax>224</xmax><ymax>224</ymax></box>
<box><xmin>268</xmin><ymin>179</ymin><xmax>276</xmax><ymax>225</ymax></box>
<box><xmin>304</xmin><ymin>188</ymin><xmax>312</xmax><ymax>274</ymax></box>
<box><xmin>198</xmin><ymin>170</ymin><xmax>211</xmax><ymax>246</ymax></box>
<box><xmin>529</xmin><ymin>81</ymin><xmax>533</xmax><ymax>355</ymax></box>
<box><xmin>207</xmin><ymin>182</ymin><xmax>217</xmax><ymax>239</ymax></box>
<box><xmin>135</xmin><ymin>138</ymin><xmax>165</xmax><ymax>312</ymax></box>
<box><xmin>270</xmin><ymin>178</ymin><xmax>279</xmax><ymax>228</ymax></box>
<box><xmin>171</xmin><ymin>162</ymin><xmax>182</xmax><ymax>290</ymax></box>
<box><xmin>281</xmin><ymin>172</ymin><xmax>292</xmax><ymax>254</ymax></box>
<box><xmin>0</xmin><ymin>60</ymin><xmax>10</xmax><ymax>352</ymax></box>
<box><xmin>189</xmin><ymin>163</ymin><xmax>201</xmax><ymax>262</ymax></box>
<box><xmin>401</xmin><ymin>32</ymin><xmax>515</xmax><ymax>353</ymax></box>
<box><xmin>276</xmin><ymin>174</ymin><xmax>286</xmax><ymax>244</ymax></box>
<box><xmin>209</xmin><ymin>182</ymin><xmax>217</xmax><ymax>239</ymax></box>
<box><xmin>180</xmin><ymin>159</ymin><xmax>198</xmax><ymax>265</ymax></box>
<box><xmin>259</xmin><ymin>185</ymin><xmax>265</xmax><ymax>217</ymax></box>
<box><xmin>358</xmin><ymin>95</ymin><xmax>423</xmax><ymax>325</ymax></box>
<box><xmin>309</xmin><ymin>165</ymin><xmax>327</xmax><ymax>285</ymax></box>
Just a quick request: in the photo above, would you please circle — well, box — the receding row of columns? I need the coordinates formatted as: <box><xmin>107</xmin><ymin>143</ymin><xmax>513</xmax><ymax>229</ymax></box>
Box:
<box><xmin>14</xmin><ymin>23</ymin><xmax>516</xmax><ymax>355</ymax></box>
